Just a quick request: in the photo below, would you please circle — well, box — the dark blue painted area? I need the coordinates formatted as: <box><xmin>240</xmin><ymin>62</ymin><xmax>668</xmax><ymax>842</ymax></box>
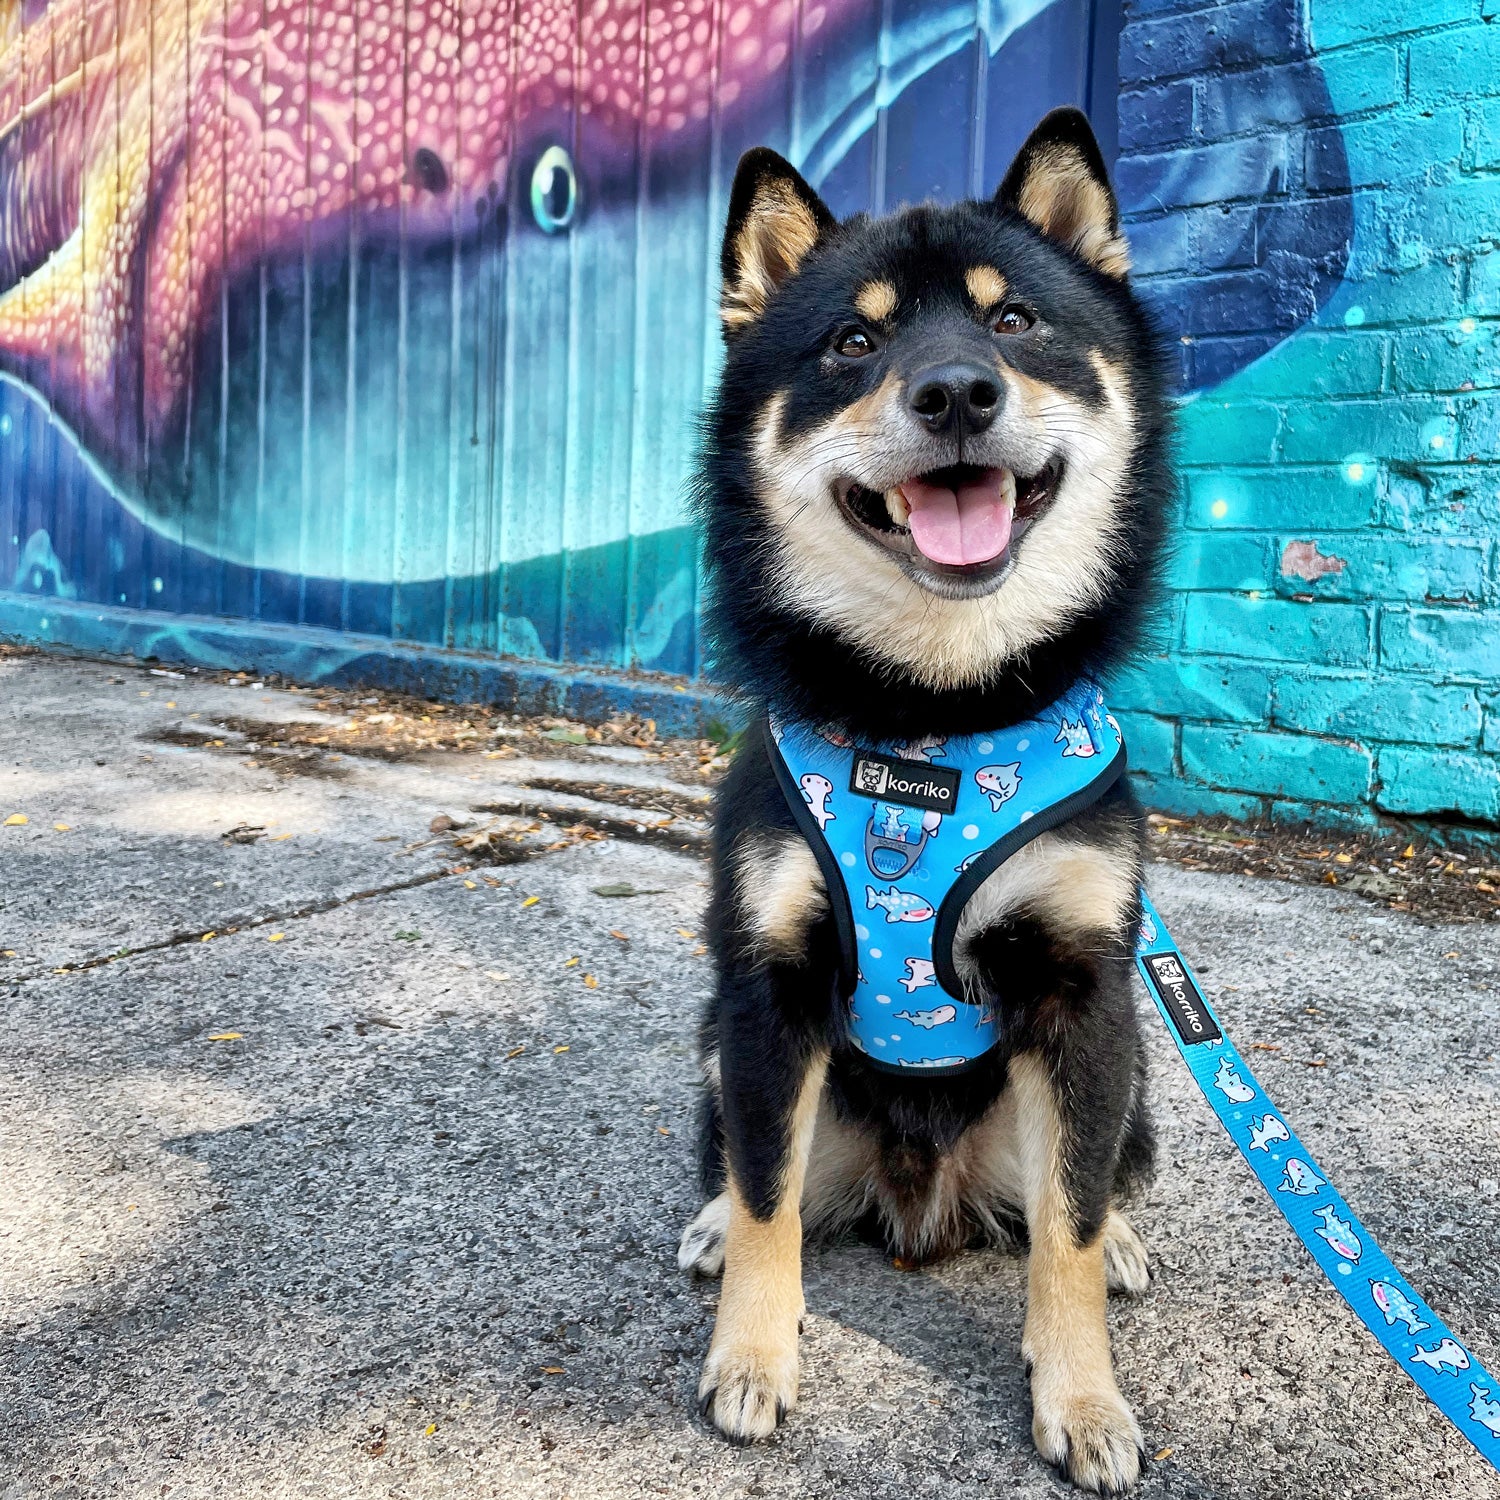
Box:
<box><xmin>1116</xmin><ymin>0</ymin><xmax>1353</xmax><ymax>391</ymax></box>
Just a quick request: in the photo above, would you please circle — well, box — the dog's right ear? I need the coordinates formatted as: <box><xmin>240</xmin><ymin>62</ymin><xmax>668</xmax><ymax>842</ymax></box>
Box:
<box><xmin>720</xmin><ymin>148</ymin><xmax>836</xmax><ymax>335</ymax></box>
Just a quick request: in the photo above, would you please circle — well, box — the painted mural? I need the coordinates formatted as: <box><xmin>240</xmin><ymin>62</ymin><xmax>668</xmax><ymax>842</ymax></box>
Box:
<box><xmin>1109</xmin><ymin>0</ymin><xmax>1500</xmax><ymax>829</ymax></box>
<box><xmin>0</xmin><ymin>0</ymin><xmax>1358</xmax><ymax>690</ymax></box>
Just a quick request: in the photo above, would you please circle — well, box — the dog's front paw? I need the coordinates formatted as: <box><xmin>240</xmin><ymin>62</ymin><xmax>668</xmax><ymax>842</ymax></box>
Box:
<box><xmin>698</xmin><ymin>1339</ymin><xmax>798</xmax><ymax>1444</ymax></box>
<box><xmin>1030</xmin><ymin>1371</ymin><xmax>1144</xmax><ymax>1494</ymax></box>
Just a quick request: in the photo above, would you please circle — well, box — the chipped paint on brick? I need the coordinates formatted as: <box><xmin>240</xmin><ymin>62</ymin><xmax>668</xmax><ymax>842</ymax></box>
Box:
<box><xmin>1280</xmin><ymin>541</ymin><xmax>1348</xmax><ymax>583</ymax></box>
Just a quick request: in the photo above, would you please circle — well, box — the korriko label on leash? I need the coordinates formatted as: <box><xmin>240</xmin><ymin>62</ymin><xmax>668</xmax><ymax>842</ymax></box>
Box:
<box><xmin>1140</xmin><ymin>950</ymin><xmax>1221</xmax><ymax>1044</ymax></box>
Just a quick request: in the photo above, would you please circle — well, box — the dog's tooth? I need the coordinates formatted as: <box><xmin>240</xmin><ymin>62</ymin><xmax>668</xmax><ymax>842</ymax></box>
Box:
<box><xmin>998</xmin><ymin>468</ymin><xmax>1017</xmax><ymax>507</ymax></box>
<box><xmin>885</xmin><ymin>488</ymin><xmax>911</xmax><ymax>526</ymax></box>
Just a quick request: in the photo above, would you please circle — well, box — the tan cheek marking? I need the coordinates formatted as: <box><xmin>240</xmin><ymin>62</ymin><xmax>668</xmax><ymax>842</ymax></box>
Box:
<box><xmin>736</xmin><ymin>832</ymin><xmax>828</xmax><ymax>960</ymax></box>
<box><xmin>853</xmin><ymin>278</ymin><xmax>897</xmax><ymax>323</ymax></box>
<box><xmin>828</xmin><ymin>367</ymin><xmax>904</xmax><ymax>433</ymax></box>
<box><xmin>1000</xmin><ymin>364</ymin><xmax>1062</xmax><ymax>423</ymax></box>
<box><xmin>966</xmin><ymin>265</ymin><xmax>1008</xmax><ymax>310</ymax></box>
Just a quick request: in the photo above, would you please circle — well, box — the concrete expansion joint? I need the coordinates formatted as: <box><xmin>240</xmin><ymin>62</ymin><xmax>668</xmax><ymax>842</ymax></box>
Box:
<box><xmin>5</xmin><ymin>867</ymin><xmax>458</xmax><ymax>987</ymax></box>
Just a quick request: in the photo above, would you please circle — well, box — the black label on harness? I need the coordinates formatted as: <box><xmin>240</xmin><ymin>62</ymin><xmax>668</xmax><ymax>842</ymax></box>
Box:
<box><xmin>1142</xmin><ymin>952</ymin><xmax>1222</xmax><ymax>1045</ymax></box>
<box><xmin>848</xmin><ymin>751</ymin><xmax>962</xmax><ymax>814</ymax></box>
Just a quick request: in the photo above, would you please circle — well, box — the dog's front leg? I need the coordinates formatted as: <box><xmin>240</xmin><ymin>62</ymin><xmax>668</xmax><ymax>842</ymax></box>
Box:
<box><xmin>1011</xmin><ymin>1049</ymin><xmax>1144</xmax><ymax>1493</ymax></box>
<box><xmin>698</xmin><ymin>963</ymin><xmax>827</xmax><ymax>1444</ymax></box>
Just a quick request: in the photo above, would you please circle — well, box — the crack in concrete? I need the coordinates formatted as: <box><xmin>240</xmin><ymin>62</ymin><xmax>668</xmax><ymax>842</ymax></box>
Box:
<box><xmin>5</xmin><ymin>867</ymin><xmax>460</xmax><ymax>986</ymax></box>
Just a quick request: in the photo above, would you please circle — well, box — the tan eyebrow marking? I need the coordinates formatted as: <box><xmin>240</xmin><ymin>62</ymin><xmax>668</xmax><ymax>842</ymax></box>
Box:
<box><xmin>965</xmin><ymin>265</ymin><xmax>1009</xmax><ymax>310</ymax></box>
<box><xmin>853</xmin><ymin>279</ymin><xmax>898</xmax><ymax>323</ymax></box>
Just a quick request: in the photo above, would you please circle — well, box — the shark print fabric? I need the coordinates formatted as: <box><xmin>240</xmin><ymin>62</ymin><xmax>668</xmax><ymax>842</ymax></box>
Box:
<box><xmin>1134</xmin><ymin>889</ymin><xmax>1500</xmax><ymax>1474</ymax></box>
<box><xmin>769</xmin><ymin>679</ymin><xmax>1124</xmax><ymax>1075</ymax></box>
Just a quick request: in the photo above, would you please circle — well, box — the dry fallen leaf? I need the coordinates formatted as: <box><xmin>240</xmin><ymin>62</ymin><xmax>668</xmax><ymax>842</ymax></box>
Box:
<box><xmin>267</xmin><ymin>933</ymin><xmax>285</xmax><ymax>943</ymax></box>
<box><xmin>522</xmin><ymin>895</ymin><xmax>540</xmax><ymax>908</ymax></box>
<box><xmin>553</xmin><ymin>1044</ymin><xmax>570</xmax><ymax>1054</ymax></box>
<box><xmin>540</xmin><ymin>1366</ymin><xmax>565</xmax><ymax>1376</ymax></box>
<box><xmin>269</xmin><ymin>832</ymin><xmax>293</xmax><ymax>843</ymax></box>
<box><xmin>564</xmin><ymin>956</ymin><xmax>580</xmax><ymax>968</ymax></box>
<box><xmin>3</xmin><ymin>813</ymin><xmax>28</xmax><ymax>826</ymax></box>
<box><xmin>464</xmin><ymin>880</ymin><xmax>478</xmax><ymax>890</ymax></box>
<box><xmin>675</xmin><ymin>928</ymin><xmax>695</xmax><ymax>939</ymax></box>
<box><xmin>657</xmin><ymin>1126</ymin><xmax>670</xmax><ymax>1136</ymax></box>
<box><xmin>53</xmin><ymin>823</ymin><xmax>71</xmax><ymax>832</ymax></box>
<box><xmin>691</xmin><ymin>944</ymin><xmax>708</xmax><ymax>957</ymax></box>
<box><xmin>201</xmin><ymin>932</ymin><xmax>216</xmax><ymax>942</ymax></box>
<box><xmin>1401</xmin><ymin>844</ymin><xmax>1415</xmax><ymax>859</ymax></box>
<box><xmin>423</xmin><ymin>1422</ymin><xmax>438</xmax><ymax>1437</ymax></box>
<box><xmin>505</xmin><ymin>1045</ymin><xmax>525</xmax><ymax>1060</ymax></box>
<box><xmin>206</xmin><ymin>1031</ymin><xmax>243</xmax><ymax>1042</ymax></box>
<box><xmin>608</xmin><ymin>930</ymin><xmax>629</xmax><ymax>942</ymax></box>
<box><xmin>1153</xmin><ymin>1447</ymin><xmax>1174</xmax><ymax>1463</ymax></box>
<box><xmin>583</xmin><ymin>974</ymin><xmax>599</xmax><ymax>989</ymax></box>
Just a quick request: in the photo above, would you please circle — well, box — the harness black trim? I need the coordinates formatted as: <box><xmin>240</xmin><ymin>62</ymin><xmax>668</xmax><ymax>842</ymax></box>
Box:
<box><xmin>766</xmin><ymin>713</ymin><xmax>1127</xmax><ymax>1077</ymax></box>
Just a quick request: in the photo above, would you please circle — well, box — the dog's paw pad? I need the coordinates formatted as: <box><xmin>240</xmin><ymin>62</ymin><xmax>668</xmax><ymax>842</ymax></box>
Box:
<box><xmin>1102</xmin><ymin>1211</ymin><xmax>1149</xmax><ymax>1299</ymax></box>
<box><xmin>698</xmin><ymin>1346</ymin><xmax>797</xmax><ymax>1444</ymax></box>
<box><xmin>677</xmin><ymin>1194</ymin><xmax>730</xmax><ymax>1277</ymax></box>
<box><xmin>1032</xmin><ymin>1382</ymin><xmax>1144</xmax><ymax>1494</ymax></box>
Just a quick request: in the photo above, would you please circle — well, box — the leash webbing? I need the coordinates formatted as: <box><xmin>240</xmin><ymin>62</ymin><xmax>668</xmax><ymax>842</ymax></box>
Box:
<box><xmin>1135</xmin><ymin>890</ymin><xmax>1500</xmax><ymax>1471</ymax></box>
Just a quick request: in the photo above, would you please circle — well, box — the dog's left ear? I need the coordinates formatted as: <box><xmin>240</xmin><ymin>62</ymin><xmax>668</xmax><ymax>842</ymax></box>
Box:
<box><xmin>720</xmin><ymin>148</ymin><xmax>837</xmax><ymax>334</ymax></box>
<box><xmin>995</xmin><ymin>108</ymin><xmax>1130</xmax><ymax>279</ymax></box>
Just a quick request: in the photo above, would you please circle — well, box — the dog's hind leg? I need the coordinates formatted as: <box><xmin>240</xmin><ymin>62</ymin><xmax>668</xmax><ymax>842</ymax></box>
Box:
<box><xmin>1012</xmin><ymin>1050</ymin><xmax>1145</xmax><ymax>1493</ymax></box>
<box><xmin>681</xmin><ymin>1093</ymin><xmax>874</xmax><ymax>1278</ymax></box>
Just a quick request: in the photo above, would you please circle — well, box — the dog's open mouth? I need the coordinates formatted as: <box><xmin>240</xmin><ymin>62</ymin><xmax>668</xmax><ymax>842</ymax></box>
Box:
<box><xmin>834</xmin><ymin>460</ymin><xmax>1063</xmax><ymax>578</ymax></box>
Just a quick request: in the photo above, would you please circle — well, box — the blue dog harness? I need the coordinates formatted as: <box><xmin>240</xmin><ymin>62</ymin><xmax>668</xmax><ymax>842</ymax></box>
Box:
<box><xmin>769</xmin><ymin>683</ymin><xmax>1500</xmax><ymax>1471</ymax></box>
<box><xmin>768</xmin><ymin>679</ymin><xmax>1124</xmax><ymax>1075</ymax></box>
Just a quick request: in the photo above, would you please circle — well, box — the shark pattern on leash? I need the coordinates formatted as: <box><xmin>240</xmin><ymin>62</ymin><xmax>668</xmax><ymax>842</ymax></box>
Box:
<box><xmin>1134</xmin><ymin>888</ymin><xmax>1500</xmax><ymax>1473</ymax></box>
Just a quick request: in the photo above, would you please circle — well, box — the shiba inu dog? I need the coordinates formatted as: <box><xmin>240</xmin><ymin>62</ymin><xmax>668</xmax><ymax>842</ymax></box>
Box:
<box><xmin>680</xmin><ymin>109</ymin><xmax>1173</xmax><ymax>1492</ymax></box>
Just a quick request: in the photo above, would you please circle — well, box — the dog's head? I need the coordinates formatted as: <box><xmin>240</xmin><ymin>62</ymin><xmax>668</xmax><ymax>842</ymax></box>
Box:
<box><xmin>699</xmin><ymin>109</ymin><xmax>1171</xmax><ymax>734</ymax></box>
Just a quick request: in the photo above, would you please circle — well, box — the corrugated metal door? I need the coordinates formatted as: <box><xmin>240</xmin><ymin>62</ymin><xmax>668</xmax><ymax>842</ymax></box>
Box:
<box><xmin>0</xmin><ymin>1</ymin><xmax>1117</xmax><ymax>686</ymax></box>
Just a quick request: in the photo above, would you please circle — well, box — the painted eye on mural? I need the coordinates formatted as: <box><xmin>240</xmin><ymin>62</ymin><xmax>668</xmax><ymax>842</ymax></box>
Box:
<box><xmin>993</xmin><ymin>304</ymin><xmax>1035</xmax><ymax>336</ymax></box>
<box><xmin>833</xmin><ymin>328</ymin><xmax>877</xmax><ymax>358</ymax></box>
<box><xmin>530</xmin><ymin>145</ymin><xmax>578</xmax><ymax>234</ymax></box>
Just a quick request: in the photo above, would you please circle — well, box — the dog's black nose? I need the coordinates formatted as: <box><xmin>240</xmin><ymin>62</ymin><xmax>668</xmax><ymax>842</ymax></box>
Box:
<box><xmin>907</xmin><ymin>363</ymin><xmax>1001</xmax><ymax>435</ymax></box>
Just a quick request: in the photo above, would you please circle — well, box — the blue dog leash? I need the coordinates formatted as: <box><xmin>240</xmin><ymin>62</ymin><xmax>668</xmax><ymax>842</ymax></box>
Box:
<box><xmin>1136</xmin><ymin>891</ymin><xmax>1500</xmax><ymax>1470</ymax></box>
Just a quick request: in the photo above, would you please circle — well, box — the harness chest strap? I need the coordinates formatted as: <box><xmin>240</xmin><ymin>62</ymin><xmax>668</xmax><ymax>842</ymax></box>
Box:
<box><xmin>767</xmin><ymin>679</ymin><xmax>1125</xmax><ymax>1076</ymax></box>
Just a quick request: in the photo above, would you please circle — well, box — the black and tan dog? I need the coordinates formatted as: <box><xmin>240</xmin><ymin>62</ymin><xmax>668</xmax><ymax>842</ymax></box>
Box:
<box><xmin>678</xmin><ymin>109</ymin><xmax>1173</xmax><ymax>1493</ymax></box>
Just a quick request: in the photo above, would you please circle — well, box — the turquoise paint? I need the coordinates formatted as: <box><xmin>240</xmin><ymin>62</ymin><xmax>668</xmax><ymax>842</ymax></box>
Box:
<box><xmin>1115</xmin><ymin>0</ymin><xmax>1500</xmax><ymax>835</ymax></box>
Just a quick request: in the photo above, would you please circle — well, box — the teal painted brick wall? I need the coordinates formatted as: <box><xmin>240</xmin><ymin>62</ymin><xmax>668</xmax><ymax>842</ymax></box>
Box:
<box><xmin>1117</xmin><ymin>0</ymin><xmax>1500</xmax><ymax>837</ymax></box>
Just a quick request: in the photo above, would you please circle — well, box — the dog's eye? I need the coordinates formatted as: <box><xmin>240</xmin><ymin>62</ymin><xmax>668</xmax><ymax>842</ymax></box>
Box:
<box><xmin>833</xmin><ymin>327</ymin><xmax>875</xmax><ymax>358</ymax></box>
<box><xmin>994</xmin><ymin>304</ymin><xmax>1034</xmax><ymax>335</ymax></box>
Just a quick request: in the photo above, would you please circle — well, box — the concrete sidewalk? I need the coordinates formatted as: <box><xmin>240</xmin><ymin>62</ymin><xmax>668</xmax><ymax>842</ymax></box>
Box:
<box><xmin>1</xmin><ymin>651</ymin><xmax>1497</xmax><ymax>1500</ymax></box>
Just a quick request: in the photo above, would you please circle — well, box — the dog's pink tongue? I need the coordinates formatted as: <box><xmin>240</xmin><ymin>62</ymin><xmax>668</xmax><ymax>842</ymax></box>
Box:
<box><xmin>899</xmin><ymin>470</ymin><xmax>1013</xmax><ymax>566</ymax></box>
